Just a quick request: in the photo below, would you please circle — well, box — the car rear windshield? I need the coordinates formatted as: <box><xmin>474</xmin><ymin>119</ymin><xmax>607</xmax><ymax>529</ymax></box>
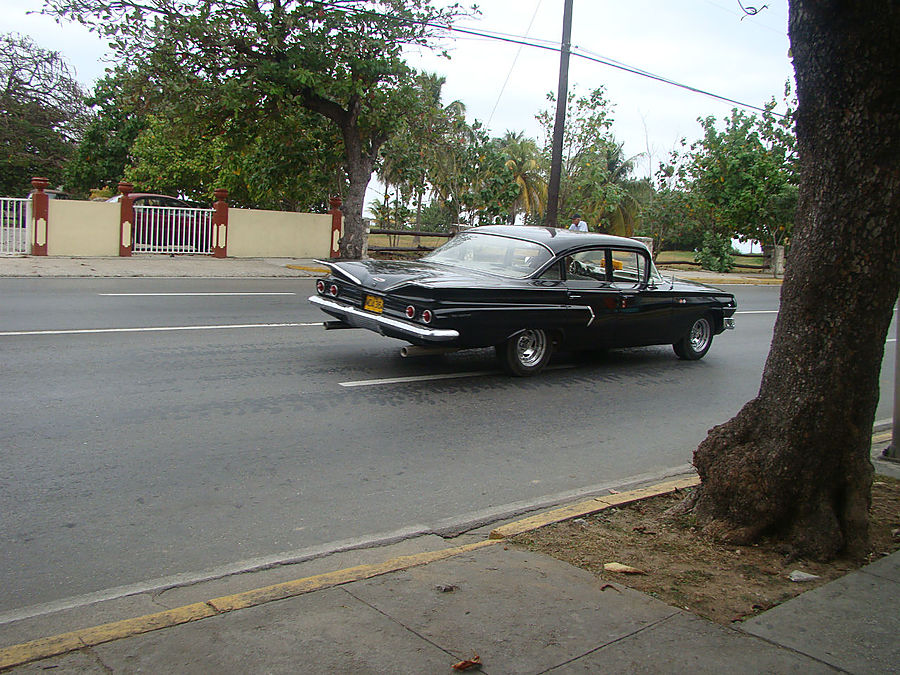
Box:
<box><xmin>422</xmin><ymin>232</ymin><xmax>554</xmax><ymax>279</ymax></box>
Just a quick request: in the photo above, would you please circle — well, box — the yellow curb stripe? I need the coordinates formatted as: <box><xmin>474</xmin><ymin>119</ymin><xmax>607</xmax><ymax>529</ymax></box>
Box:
<box><xmin>0</xmin><ymin>602</ymin><xmax>215</xmax><ymax>671</ymax></box>
<box><xmin>209</xmin><ymin>539</ymin><xmax>496</xmax><ymax>612</ymax></box>
<box><xmin>285</xmin><ymin>264</ymin><xmax>328</xmax><ymax>273</ymax></box>
<box><xmin>0</xmin><ymin>540</ymin><xmax>496</xmax><ymax>671</ymax></box>
<box><xmin>489</xmin><ymin>475</ymin><xmax>700</xmax><ymax>540</ymax></box>
<box><xmin>872</xmin><ymin>431</ymin><xmax>892</xmax><ymax>444</ymax></box>
<box><xmin>0</xmin><ymin>633</ymin><xmax>85</xmax><ymax>672</ymax></box>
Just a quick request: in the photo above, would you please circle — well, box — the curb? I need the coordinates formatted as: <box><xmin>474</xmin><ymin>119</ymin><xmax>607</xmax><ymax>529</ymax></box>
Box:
<box><xmin>673</xmin><ymin>275</ymin><xmax>783</xmax><ymax>286</ymax></box>
<box><xmin>489</xmin><ymin>475</ymin><xmax>700</xmax><ymax>540</ymax></box>
<box><xmin>0</xmin><ymin>476</ymin><xmax>701</xmax><ymax>670</ymax></box>
<box><xmin>285</xmin><ymin>264</ymin><xmax>329</xmax><ymax>274</ymax></box>
<box><xmin>0</xmin><ymin>540</ymin><xmax>496</xmax><ymax>670</ymax></box>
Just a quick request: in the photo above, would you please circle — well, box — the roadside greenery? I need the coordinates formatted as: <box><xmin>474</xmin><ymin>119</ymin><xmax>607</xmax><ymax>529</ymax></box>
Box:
<box><xmin>694</xmin><ymin>232</ymin><xmax>736</xmax><ymax>273</ymax></box>
<box><xmin>8</xmin><ymin>6</ymin><xmax>797</xmax><ymax>265</ymax></box>
<box><xmin>0</xmin><ymin>33</ymin><xmax>88</xmax><ymax>196</ymax></box>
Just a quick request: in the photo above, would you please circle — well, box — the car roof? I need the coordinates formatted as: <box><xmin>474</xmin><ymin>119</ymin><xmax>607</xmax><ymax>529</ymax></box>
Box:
<box><xmin>468</xmin><ymin>225</ymin><xmax>650</xmax><ymax>256</ymax></box>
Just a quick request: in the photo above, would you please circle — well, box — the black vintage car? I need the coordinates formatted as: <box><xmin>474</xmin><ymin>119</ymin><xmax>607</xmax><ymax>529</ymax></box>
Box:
<box><xmin>309</xmin><ymin>226</ymin><xmax>736</xmax><ymax>376</ymax></box>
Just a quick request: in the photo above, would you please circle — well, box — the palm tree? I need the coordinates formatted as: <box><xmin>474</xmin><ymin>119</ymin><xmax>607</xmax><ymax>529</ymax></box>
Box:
<box><xmin>599</xmin><ymin>142</ymin><xmax>642</xmax><ymax>236</ymax></box>
<box><xmin>499</xmin><ymin>131</ymin><xmax>547</xmax><ymax>224</ymax></box>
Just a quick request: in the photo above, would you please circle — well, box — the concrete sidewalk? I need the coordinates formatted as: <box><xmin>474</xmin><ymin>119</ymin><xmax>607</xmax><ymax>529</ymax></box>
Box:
<box><xmin>0</xmin><ymin>255</ymin><xmax>327</xmax><ymax>278</ymax></box>
<box><xmin>1</xmin><ymin>539</ymin><xmax>897</xmax><ymax>673</ymax></box>
<box><xmin>0</xmin><ymin>254</ymin><xmax>780</xmax><ymax>285</ymax></box>
<box><xmin>1</xmin><ymin>475</ymin><xmax>897</xmax><ymax>674</ymax></box>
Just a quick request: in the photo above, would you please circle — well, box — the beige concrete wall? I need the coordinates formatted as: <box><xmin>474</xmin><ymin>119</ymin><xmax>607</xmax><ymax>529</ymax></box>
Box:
<box><xmin>36</xmin><ymin>200</ymin><xmax>333</xmax><ymax>258</ymax></box>
<box><xmin>227</xmin><ymin>208</ymin><xmax>336</xmax><ymax>258</ymax></box>
<box><xmin>47</xmin><ymin>201</ymin><xmax>119</xmax><ymax>256</ymax></box>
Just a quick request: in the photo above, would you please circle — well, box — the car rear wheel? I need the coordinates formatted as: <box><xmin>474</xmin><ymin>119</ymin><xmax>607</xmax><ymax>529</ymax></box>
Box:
<box><xmin>498</xmin><ymin>328</ymin><xmax>551</xmax><ymax>376</ymax></box>
<box><xmin>673</xmin><ymin>315</ymin><xmax>713</xmax><ymax>360</ymax></box>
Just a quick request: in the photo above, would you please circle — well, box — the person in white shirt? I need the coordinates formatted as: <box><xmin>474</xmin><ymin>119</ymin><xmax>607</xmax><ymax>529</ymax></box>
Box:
<box><xmin>569</xmin><ymin>214</ymin><xmax>588</xmax><ymax>232</ymax></box>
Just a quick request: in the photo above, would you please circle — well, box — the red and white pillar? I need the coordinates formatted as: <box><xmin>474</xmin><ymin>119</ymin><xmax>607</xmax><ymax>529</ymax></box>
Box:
<box><xmin>118</xmin><ymin>181</ymin><xmax>134</xmax><ymax>257</ymax></box>
<box><xmin>30</xmin><ymin>177</ymin><xmax>49</xmax><ymax>256</ymax></box>
<box><xmin>212</xmin><ymin>188</ymin><xmax>229</xmax><ymax>258</ymax></box>
<box><xmin>329</xmin><ymin>196</ymin><xmax>343</xmax><ymax>258</ymax></box>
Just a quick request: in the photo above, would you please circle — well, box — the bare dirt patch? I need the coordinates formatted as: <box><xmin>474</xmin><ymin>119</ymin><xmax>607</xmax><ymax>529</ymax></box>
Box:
<box><xmin>513</xmin><ymin>476</ymin><xmax>900</xmax><ymax>625</ymax></box>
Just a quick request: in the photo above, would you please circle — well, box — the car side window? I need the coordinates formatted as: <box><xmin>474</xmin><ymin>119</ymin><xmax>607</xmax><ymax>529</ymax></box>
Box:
<box><xmin>537</xmin><ymin>261</ymin><xmax>562</xmax><ymax>280</ymax></box>
<box><xmin>564</xmin><ymin>249</ymin><xmax>611</xmax><ymax>284</ymax></box>
<box><xmin>609</xmin><ymin>250</ymin><xmax>647</xmax><ymax>289</ymax></box>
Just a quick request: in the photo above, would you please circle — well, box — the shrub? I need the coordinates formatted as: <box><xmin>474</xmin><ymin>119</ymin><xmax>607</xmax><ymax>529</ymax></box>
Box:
<box><xmin>694</xmin><ymin>232</ymin><xmax>735</xmax><ymax>272</ymax></box>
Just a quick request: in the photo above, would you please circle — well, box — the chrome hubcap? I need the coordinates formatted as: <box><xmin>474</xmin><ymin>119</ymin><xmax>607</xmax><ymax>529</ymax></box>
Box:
<box><xmin>516</xmin><ymin>329</ymin><xmax>547</xmax><ymax>367</ymax></box>
<box><xmin>690</xmin><ymin>319</ymin><xmax>711</xmax><ymax>352</ymax></box>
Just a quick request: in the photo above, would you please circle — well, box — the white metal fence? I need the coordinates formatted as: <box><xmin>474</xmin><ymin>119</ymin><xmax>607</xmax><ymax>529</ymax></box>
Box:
<box><xmin>133</xmin><ymin>205</ymin><xmax>214</xmax><ymax>255</ymax></box>
<box><xmin>0</xmin><ymin>198</ymin><xmax>31</xmax><ymax>255</ymax></box>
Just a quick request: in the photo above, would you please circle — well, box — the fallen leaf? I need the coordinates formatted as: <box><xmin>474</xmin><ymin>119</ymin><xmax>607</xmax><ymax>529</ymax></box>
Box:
<box><xmin>452</xmin><ymin>653</ymin><xmax>482</xmax><ymax>670</ymax></box>
<box><xmin>604</xmin><ymin>562</ymin><xmax>646</xmax><ymax>575</ymax></box>
<box><xmin>599</xmin><ymin>583</ymin><xmax>620</xmax><ymax>592</ymax></box>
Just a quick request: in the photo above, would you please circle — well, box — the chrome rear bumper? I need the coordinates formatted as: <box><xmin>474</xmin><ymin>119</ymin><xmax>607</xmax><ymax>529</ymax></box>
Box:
<box><xmin>308</xmin><ymin>295</ymin><xmax>460</xmax><ymax>342</ymax></box>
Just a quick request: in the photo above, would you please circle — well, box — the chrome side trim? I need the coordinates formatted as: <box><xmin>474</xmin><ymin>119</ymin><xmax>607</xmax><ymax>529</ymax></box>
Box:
<box><xmin>309</xmin><ymin>295</ymin><xmax>460</xmax><ymax>341</ymax></box>
<box><xmin>582</xmin><ymin>305</ymin><xmax>595</xmax><ymax>327</ymax></box>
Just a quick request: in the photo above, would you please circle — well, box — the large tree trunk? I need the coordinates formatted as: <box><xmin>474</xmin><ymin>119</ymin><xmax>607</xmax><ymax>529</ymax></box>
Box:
<box><xmin>301</xmin><ymin>91</ymin><xmax>382</xmax><ymax>259</ymax></box>
<box><xmin>339</xmin><ymin>149</ymin><xmax>376</xmax><ymax>259</ymax></box>
<box><xmin>687</xmin><ymin>0</ymin><xmax>900</xmax><ymax>560</ymax></box>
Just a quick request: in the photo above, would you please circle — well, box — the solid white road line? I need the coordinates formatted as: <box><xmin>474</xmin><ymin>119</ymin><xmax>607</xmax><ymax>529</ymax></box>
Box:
<box><xmin>0</xmin><ymin>323</ymin><xmax>320</xmax><ymax>337</ymax></box>
<box><xmin>340</xmin><ymin>364</ymin><xmax>576</xmax><ymax>388</ymax></box>
<box><xmin>98</xmin><ymin>292</ymin><xmax>296</xmax><ymax>296</ymax></box>
<box><xmin>735</xmin><ymin>310</ymin><xmax>778</xmax><ymax>314</ymax></box>
<box><xmin>340</xmin><ymin>371</ymin><xmax>494</xmax><ymax>387</ymax></box>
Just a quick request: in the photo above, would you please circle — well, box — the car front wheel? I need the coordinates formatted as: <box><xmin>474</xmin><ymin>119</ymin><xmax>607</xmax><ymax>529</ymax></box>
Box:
<box><xmin>498</xmin><ymin>328</ymin><xmax>552</xmax><ymax>376</ymax></box>
<box><xmin>673</xmin><ymin>315</ymin><xmax>713</xmax><ymax>360</ymax></box>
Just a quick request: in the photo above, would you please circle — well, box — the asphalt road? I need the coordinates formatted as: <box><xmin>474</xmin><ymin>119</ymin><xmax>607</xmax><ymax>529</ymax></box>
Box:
<box><xmin>0</xmin><ymin>278</ymin><xmax>895</xmax><ymax>616</ymax></box>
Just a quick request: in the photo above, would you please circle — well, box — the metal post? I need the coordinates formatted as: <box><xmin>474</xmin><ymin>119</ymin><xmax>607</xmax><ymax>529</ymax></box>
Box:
<box><xmin>882</xmin><ymin>296</ymin><xmax>899</xmax><ymax>461</ymax></box>
<box><xmin>545</xmin><ymin>0</ymin><xmax>573</xmax><ymax>229</ymax></box>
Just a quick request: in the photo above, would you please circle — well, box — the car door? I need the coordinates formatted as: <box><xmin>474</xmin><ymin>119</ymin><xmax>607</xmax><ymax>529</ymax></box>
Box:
<box><xmin>563</xmin><ymin>246</ymin><xmax>674</xmax><ymax>348</ymax></box>
<box><xmin>561</xmin><ymin>248</ymin><xmax>623</xmax><ymax>348</ymax></box>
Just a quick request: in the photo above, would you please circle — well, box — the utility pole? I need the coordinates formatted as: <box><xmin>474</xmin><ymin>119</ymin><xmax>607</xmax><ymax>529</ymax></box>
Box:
<box><xmin>882</xmin><ymin>296</ymin><xmax>899</xmax><ymax>462</ymax></box>
<box><xmin>545</xmin><ymin>0</ymin><xmax>573</xmax><ymax>229</ymax></box>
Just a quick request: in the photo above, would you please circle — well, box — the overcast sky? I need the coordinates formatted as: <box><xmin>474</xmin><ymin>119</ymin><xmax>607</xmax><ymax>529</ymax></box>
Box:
<box><xmin>2</xmin><ymin>0</ymin><xmax>794</xmax><ymax>182</ymax></box>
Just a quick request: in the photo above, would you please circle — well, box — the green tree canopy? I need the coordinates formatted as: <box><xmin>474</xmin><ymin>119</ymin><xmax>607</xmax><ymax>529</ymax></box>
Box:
<box><xmin>686</xmin><ymin>96</ymin><xmax>797</xmax><ymax>247</ymax></box>
<box><xmin>0</xmin><ymin>32</ymin><xmax>88</xmax><ymax>195</ymax></box>
<box><xmin>46</xmin><ymin>0</ymin><xmax>467</xmax><ymax>257</ymax></box>
<box><xmin>63</xmin><ymin>74</ymin><xmax>148</xmax><ymax>198</ymax></box>
<box><xmin>537</xmin><ymin>87</ymin><xmax>640</xmax><ymax>235</ymax></box>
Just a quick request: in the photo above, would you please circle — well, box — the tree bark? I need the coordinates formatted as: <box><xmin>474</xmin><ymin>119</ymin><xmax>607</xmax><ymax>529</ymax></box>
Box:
<box><xmin>688</xmin><ymin>0</ymin><xmax>900</xmax><ymax>560</ymax></box>
<box><xmin>300</xmin><ymin>90</ymin><xmax>383</xmax><ymax>259</ymax></box>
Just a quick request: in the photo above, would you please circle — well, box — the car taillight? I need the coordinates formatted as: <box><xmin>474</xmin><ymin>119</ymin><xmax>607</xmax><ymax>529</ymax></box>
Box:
<box><xmin>316</xmin><ymin>280</ymin><xmax>325</xmax><ymax>294</ymax></box>
<box><xmin>421</xmin><ymin>309</ymin><xmax>433</xmax><ymax>324</ymax></box>
<box><xmin>405</xmin><ymin>305</ymin><xmax>416</xmax><ymax>319</ymax></box>
<box><xmin>329</xmin><ymin>284</ymin><xmax>339</xmax><ymax>297</ymax></box>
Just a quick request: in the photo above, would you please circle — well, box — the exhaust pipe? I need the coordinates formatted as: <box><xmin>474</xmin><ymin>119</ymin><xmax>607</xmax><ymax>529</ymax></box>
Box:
<box><xmin>323</xmin><ymin>320</ymin><xmax>357</xmax><ymax>330</ymax></box>
<box><xmin>400</xmin><ymin>345</ymin><xmax>459</xmax><ymax>358</ymax></box>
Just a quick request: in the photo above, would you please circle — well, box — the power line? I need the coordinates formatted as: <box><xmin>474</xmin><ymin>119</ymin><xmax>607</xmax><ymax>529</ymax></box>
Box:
<box><xmin>486</xmin><ymin>0</ymin><xmax>543</xmax><ymax>128</ymax></box>
<box><xmin>315</xmin><ymin>1</ymin><xmax>786</xmax><ymax>118</ymax></box>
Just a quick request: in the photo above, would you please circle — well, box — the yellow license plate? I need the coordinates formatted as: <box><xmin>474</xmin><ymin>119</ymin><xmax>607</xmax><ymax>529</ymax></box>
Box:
<box><xmin>364</xmin><ymin>295</ymin><xmax>384</xmax><ymax>313</ymax></box>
